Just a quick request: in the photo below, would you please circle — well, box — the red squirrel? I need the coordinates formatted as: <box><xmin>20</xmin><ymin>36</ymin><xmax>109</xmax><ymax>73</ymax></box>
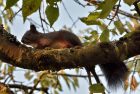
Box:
<box><xmin>21</xmin><ymin>25</ymin><xmax>82</xmax><ymax>49</ymax></box>
<box><xmin>21</xmin><ymin>25</ymin><xmax>128</xmax><ymax>88</ymax></box>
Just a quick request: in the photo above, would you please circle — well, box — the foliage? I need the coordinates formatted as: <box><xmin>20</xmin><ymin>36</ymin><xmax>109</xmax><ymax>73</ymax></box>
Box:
<box><xmin>0</xmin><ymin>0</ymin><xmax>140</xmax><ymax>94</ymax></box>
<box><xmin>89</xmin><ymin>83</ymin><xmax>105</xmax><ymax>94</ymax></box>
<box><xmin>22</xmin><ymin>0</ymin><xmax>42</xmax><ymax>21</ymax></box>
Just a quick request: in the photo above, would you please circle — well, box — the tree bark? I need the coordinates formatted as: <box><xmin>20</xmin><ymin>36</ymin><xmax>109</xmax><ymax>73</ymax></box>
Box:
<box><xmin>0</xmin><ymin>83</ymin><xmax>14</xmax><ymax>94</ymax></box>
<box><xmin>0</xmin><ymin>27</ymin><xmax>140</xmax><ymax>71</ymax></box>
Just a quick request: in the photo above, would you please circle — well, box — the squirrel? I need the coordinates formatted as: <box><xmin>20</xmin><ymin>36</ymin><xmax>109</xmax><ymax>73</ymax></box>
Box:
<box><xmin>21</xmin><ymin>25</ymin><xmax>128</xmax><ymax>88</ymax></box>
<box><xmin>21</xmin><ymin>25</ymin><xmax>82</xmax><ymax>49</ymax></box>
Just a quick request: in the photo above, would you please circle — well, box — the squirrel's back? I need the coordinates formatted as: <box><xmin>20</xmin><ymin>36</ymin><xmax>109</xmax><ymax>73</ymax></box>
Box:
<box><xmin>45</xmin><ymin>30</ymin><xmax>82</xmax><ymax>46</ymax></box>
<box><xmin>21</xmin><ymin>25</ymin><xmax>82</xmax><ymax>48</ymax></box>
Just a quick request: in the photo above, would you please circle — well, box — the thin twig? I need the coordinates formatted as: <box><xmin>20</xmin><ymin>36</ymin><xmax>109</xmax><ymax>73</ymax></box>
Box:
<box><xmin>73</xmin><ymin>0</ymin><xmax>85</xmax><ymax>7</ymax></box>
<box><xmin>62</xmin><ymin>1</ymin><xmax>76</xmax><ymax>28</ymax></box>
<box><xmin>117</xmin><ymin>9</ymin><xmax>140</xmax><ymax>20</ymax></box>
<box><xmin>42</xmin><ymin>0</ymin><xmax>49</xmax><ymax>32</ymax></box>
<box><xmin>12</xmin><ymin>8</ymin><xmax>22</xmax><ymax>21</ymax></box>
<box><xmin>16</xmin><ymin>14</ymin><xmax>49</xmax><ymax>31</ymax></box>
<box><xmin>39</xmin><ymin>7</ymin><xmax>45</xmax><ymax>33</ymax></box>
<box><xmin>4</xmin><ymin>75</ymin><xmax>11</xmax><ymax>84</ymax></box>
<box><xmin>86</xmin><ymin>0</ymin><xmax>140</xmax><ymax>20</ymax></box>
<box><xmin>51</xmin><ymin>72</ymin><xmax>104</xmax><ymax>77</ymax></box>
<box><xmin>107</xmin><ymin>0</ymin><xmax>121</xmax><ymax>26</ymax></box>
<box><xmin>71</xmin><ymin>18</ymin><xmax>79</xmax><ymax>29</ymax></box>
<box><xmin>132</xmin><ymin>58</ymin><xmax>138</xmax><ymax>77</ymax></box>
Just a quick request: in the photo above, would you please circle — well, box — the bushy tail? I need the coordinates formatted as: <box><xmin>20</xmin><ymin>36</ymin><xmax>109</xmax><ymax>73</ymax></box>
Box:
<box><xmin>99</xmin><ymin>61</ymin><xmax>128</xmax><ymax>88</ymax></box>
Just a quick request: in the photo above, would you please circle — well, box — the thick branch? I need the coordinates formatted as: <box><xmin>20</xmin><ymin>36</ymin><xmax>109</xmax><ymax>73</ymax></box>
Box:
<box><xmin>0</xmin><ymin>28</ymin><xmax>140</xmax><ymax>71</ymax></box>
<box><xmin>0</xmin><ymin>83</ymin><xmax>14</xmax><ymax>94</ymax></box>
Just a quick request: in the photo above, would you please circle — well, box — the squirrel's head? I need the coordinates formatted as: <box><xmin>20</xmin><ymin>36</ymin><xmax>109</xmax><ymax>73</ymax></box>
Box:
<box><xmin>21</xmin><ymin>24</ymin><xmax>42</xmax><ymax>46</ymax></box>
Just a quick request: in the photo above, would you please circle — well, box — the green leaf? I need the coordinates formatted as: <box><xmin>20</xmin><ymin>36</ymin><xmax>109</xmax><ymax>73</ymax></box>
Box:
<box><xmin>110</xmin><ymin>29</ymin><xmax>118</xmax><ymax>35</ymax></box>
<box><xmin>5</xmin><ymin>0</ymin><xmax>19</xmax><ymax>9</ymax></box>
<box><xmin>87</xmin><ymin>12</ymin><xmax>100</xmax><ymax>20</ymax></box>
<box><xmin>73</xmin><ymin>77</ymin><xmax>79</xmax><ymax>87</ymax></box>
<box><xmin>124</xmin><ymin>0</ymin><xmax>135</xmax><ymax>6</ymax></box>
<box><xmin>114</xmin><ymin>21</ymin><xmax>125</xmax><ymax>34</ymax></box>
<box><xmin>80</xmin><ymin>17</ymin><xmax>102</xmax><ymax>25</ymax></box>
<box><xmin>57</xmin><ymin>80</ymin><xmax>62</xmax><ymax>91</ymax></box>
<box><xmin>100</xmin><ymin>29</ymin><xmax>110</xmax><ymax>42</ymax></box>
<box><xmin>80</xmin><ymin>12</ymin><xmax>102</xmax><ymax>25</ymax></box>
<box><xmin>99</xmin><ymin>0</ymin><xmax>118</xmax><ymax>18</ymax></box>
<box><xmin>89</xmin><ymin>83</ymin><xmax>105</xmax><ymax>93</ymax></box>
<box><xmin>33</xmin><ymin>78</ymin><xmax>38</xmax><ymax>84</ymax></box>
<box><xmin>46</xmin><ymin>0</ymin><xmax>61</xmax><ymax>5</ymax></box>
<box><xmin>0</xmin><ymin>17</ymin><xmax>2</xmax><ymax>24</ymax></box>
<box><xmin>41</xmin><ymin>79</ymin><xmax>49</xmax><ymax>88</ymax></box>
<box><xmin>90</xmin><ymin>30</ymin><xmax>99</xmax><ymax>40</ymax></box>
<box><xmin>45</xmin><ymin>5</ymin><xmax>59</xmax><ymax>26</ymax></box>
<box><xmin>99</xmin><ymin>23</ymin><xmax>107</xmax><ymax>31</ymax></box>
<box><xmin>62</xmin><ymin>76</ymin><xmax>71</xmax><ymax>89</ymax></box>
<box><xmin>22</xmin><ymin>0</ymin><xmax>42</xmax><ymax>22</ymax></box>
<box><xmin>84</xmin><ymin>36</ymin><xmax>91</xmax><ymax>40</ymax></box>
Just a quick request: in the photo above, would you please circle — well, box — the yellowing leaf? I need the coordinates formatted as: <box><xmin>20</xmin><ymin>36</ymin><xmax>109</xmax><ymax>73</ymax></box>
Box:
<box><xmin>130</xmin><ymin>76</ymin><xmax>138</xmax><ymax>90</ymax></box>
<box><xmin>45</xmin><ymin>5</ymin><xmax>59</xmax><ymax>26</ymax></box>
<box><xmin>24</xmin><ymin>71</ymin><xmax>33</xmax><ymax>80</ymax></box>
<box><xmin>124</xmin><ymin>0</ymin><xmax>135</xmax><ymax>6</ymax></box>
<box><xmin>22</xmin><ymin>0</ymin><xmax>42</xmax><ymax>21</ymax></box>
<box><xmin>99</xmin><ymin>0</ymin><xmax>118</xmax><ymax>18</ymax></box>
<box><xmin>6</xmin><ymin>8</ymin><xmax>14</xmax><ymax>22</ymax></box>
<box><xmin>124</xmin><ymin>79</ymin><xmax>129</xmax><ymax>90</ymax></box>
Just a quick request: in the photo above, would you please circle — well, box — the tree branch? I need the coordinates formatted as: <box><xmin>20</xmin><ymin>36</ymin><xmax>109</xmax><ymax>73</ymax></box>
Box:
<box><xmin>0</xmin><ymin>83</ymin><xmax>14</xmax><ymax>94</ymax></box>
<box><xmin>3</xmin><ymin>83</ymin><xmax>48</xmax><ymax>93</ymax></box>
<box><xmin>0</xmin><ymin>25</ymin><xmax>140</xmax><ymax>71</ymax></box>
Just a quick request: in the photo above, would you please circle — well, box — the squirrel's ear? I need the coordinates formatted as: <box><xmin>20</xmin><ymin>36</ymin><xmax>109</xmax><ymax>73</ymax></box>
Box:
<box><xmin>30</xmin><ymin>24</ymin><xmax>37</xmax><ymax>32</ymax></box>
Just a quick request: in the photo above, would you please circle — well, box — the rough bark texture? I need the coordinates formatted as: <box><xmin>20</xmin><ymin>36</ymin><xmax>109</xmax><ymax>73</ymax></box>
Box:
<box><xmin>0</xmin><ymin>28</ymin><xmax>140</xmax><ymax>71</ymax></box>
<box><xmin>0</xmin><ymin>83</ymin><xmax>14</xmax><ymax>94</ymax></box>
